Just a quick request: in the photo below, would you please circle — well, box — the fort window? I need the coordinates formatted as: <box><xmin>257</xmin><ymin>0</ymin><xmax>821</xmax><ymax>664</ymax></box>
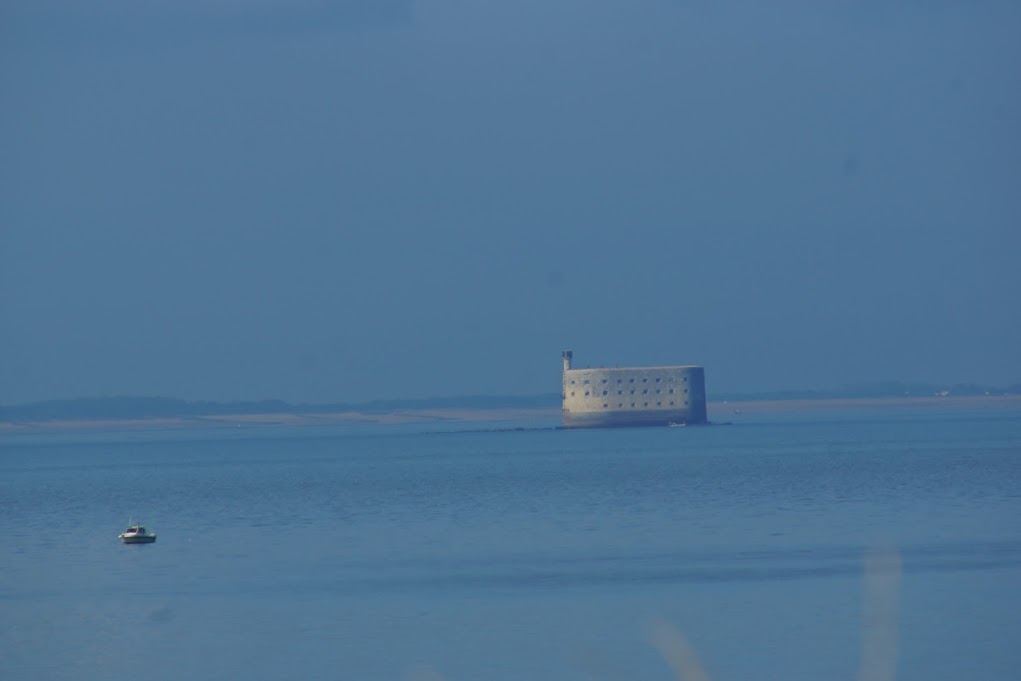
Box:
<box><xmin>602</xmin><ymin>390</ymin><xmax>607</xmax><ymax>396</ymax></box>
<box><xmin>684</xmin><ymin>389</ymin><xmax>688</xmax><ymax>394</ymax></box>
<box><xmin>571</xmin><ymin>392</ymin><xmax>575</xmax><ymax>397</ymax></box>
<box><xmin>656</xmin><ymin>389</ymin><xmax>661</xmax><ymax>394</ymax></box>
<box><xmin>618</xmin><ymin>403</ymin><xmax>623</xmax><ymax>407</ymax></box>
<box><xmin>656</xmin><ymin>378</ymin><xmax>661</xmax><ymax>383</ymax></box>
<box><xmin>670</xmin><ymin>401</ymin><xmax>675</xmax><ymax>406</ymax></box>
<box><xmin>629</xmin><ymin>378</ymin><xmax>634</xmax><ymax>383</ymax></box>
<box><xmin>630</xmin><ymin>403</ymin><xmax>635</xmax><ymax>407</ymax></box>
<box><xmin>642</xmin><ymin>389</ymin><xmax>648</xmax><ymax>394</ymax></box>
<box><xmin>601</xmin><ymin>379</ymin><xmax>607</xmax><ymax>384</ymax></box>
<box><xmin>585</xmin><ymin>391</ymin><xmax>590</xmax><ymax>396</ymax></box>
<box><xmin>629</xmin><ymin>390</ymin><xmax>635</xmax><ymax>395</ymax></box>
<box><xmin>684</xmin><ymin>377</ymin><xmax>688</xmax><ymax>382</ymax></box>
<box><xmin>603</xmin><ymin>403</ymin><xmax>608</xmax><ymax>408</ymax></box>
<box><xmin>644</xmin><ymin>402</ymin><xmax>648</xmax><ymax>407</ymax></box>
<box><xmin>657</xmin><ymin>402</ymin><xmax>661</xmax><ymax>406</ymax></box>
<box><xmin>642</xmin><ymin>378</ymin><xmax>648</xmax><ymax>383</ymax></box>
<box><xmin>617</xmin><ymin>390</ymin><xmax>622</xmax><ymax>395</ymax></box>
<box><xmin>584</xmin><ymin>380</ymin><xmax>590</xmax><ymax>384</ymax></box>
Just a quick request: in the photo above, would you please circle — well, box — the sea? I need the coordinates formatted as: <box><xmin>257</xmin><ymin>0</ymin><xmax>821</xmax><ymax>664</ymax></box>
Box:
<box><xmin>2</xmin><ymin>404</ymin><xmax>1020</xmax><ymax>681</ymax></box>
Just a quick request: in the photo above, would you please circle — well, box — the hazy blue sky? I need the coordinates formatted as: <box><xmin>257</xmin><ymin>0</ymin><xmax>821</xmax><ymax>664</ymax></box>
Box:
<box><xmin>2</xmin><ymin>1</ymin><xmax>1019</xmax><ymax>404</ymax></box>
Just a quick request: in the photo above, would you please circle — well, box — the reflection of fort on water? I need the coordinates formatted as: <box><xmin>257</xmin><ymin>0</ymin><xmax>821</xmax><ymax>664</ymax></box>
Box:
<box><xmin>561</xmin><ymin>350</ymin><xmax>708</xmax><ymax>429</ymax></box>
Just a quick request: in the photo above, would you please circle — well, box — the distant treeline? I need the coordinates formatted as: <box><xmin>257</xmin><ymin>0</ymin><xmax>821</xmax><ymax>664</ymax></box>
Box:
<box><xmin>710</xmin><ymin>381</ymin><xmax>1021</xmax><ymax>402</ymax></box>
<box><xmin>0</xmin><ymin>394</ymin><xmax>562</xmax><ymax>422</ymax></box>
<box><xmin>2</xmin><ymin>382</ymin><xmax>1018</xmax><ymax>422</ymax></box>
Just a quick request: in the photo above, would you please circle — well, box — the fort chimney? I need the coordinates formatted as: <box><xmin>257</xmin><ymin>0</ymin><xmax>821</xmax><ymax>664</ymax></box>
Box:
<box><xmin>562</xmin><ymin>350</ymin><xmax>573</xmax><ymax>372</ymax></box>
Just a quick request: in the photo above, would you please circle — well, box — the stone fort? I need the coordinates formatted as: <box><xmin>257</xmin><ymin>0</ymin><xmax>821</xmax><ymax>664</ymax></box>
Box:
<box><xmin>561</xmin><ymin>350</ymin><xmax>708</xmax><ymax>428</ymax></box>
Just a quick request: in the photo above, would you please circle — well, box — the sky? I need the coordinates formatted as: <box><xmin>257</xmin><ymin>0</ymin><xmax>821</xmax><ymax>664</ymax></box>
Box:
<box><xmin>1</xmin><ymin>1</ymin><xmax>1019</xmax><ymax>405</ymax></box>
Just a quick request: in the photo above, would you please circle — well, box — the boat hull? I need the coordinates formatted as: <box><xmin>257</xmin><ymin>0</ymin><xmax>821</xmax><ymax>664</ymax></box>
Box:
<box><xmin>119</xmin><ymin>535</ymin><xmax>156</xmax><ymax>544</ymax></box>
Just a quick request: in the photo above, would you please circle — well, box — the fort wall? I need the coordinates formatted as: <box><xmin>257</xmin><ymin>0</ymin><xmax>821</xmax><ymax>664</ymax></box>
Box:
<box><xmin>561</xmin><ymin>351</ymin><xmax>707</xmax><ymax>428</ymax></box>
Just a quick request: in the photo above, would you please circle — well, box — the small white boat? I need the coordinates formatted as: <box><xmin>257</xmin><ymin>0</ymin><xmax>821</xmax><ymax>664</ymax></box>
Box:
<box><xmin>119</xmin><ymin>525</ymin><xmax>157</xmax><ymax>544</ymax></box>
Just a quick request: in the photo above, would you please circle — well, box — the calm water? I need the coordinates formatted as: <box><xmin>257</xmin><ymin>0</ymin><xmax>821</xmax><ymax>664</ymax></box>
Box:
<box><xmin>2</xmin><ymin>407</ymin><xmax>1020</xmax><ymax>680</ymax></box>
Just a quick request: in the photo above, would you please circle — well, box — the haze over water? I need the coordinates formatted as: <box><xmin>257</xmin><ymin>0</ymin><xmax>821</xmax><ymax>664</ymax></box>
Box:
<box><xmin>3</xmin><ymin>405</ymin><xmax>1019</xmax><ymax>680</ymax></box>
<box><xmin>3</xmin><ymin>2</ymin><xmax>1020</xmax><ymax>405</ymax></box>
<box><xmin>3</xmin><ymin>4</ymin><xmax>1019</xmax><ymax>679</ymax></box>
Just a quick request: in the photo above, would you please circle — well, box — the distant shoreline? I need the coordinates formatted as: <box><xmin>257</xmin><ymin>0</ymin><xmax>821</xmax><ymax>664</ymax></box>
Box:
<box><xmin>0</xmin><ymin>407</ymin><xmax>561</xmax><ymax>434</ymax></box>
<box><xmin>2</xmin><ymin>394</ymin><xmax>1019</xmax><ymax>434</ymax></box>
<box><xmin>709</xmin><ymin>394</ymin><xmax>1021</xmax><ymax>415</ymax></box>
